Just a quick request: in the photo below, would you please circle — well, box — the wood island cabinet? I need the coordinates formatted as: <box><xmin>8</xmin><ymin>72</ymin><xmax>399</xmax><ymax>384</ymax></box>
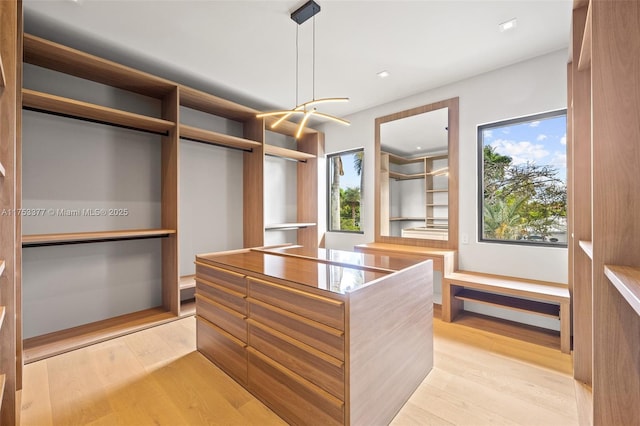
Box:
<box><xmin>195</xmin><ymin>246</ymin><xmax>434</xmax><ymax>425</ymax></box>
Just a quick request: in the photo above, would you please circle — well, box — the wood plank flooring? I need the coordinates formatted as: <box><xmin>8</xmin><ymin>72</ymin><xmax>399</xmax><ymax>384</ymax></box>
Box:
<box><xmin>21</xmin><ymin>314</ymin><xmax>580</xmax><ymax>425</ymax></box>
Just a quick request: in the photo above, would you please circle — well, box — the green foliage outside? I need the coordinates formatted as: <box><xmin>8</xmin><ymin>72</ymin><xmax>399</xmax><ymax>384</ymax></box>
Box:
<box><xmin>339</xmin><ymin>187</ymin><xmax>361</xmax><ymax>231</ymax></box>
<box><xmin>483</xmin><ymin>146</ymin><xmax>566</xmax><ymax>243</ymax></box>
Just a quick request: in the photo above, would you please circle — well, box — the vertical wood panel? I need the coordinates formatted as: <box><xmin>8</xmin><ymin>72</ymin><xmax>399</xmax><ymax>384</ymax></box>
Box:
<box><xmin>297</xmin><ymin>132</ymin><xmax>322</xmax><ymax>248</ymax></box>
<box><xmin>14</xmin><ymin>0</ymin><xmax>23</xmax><ymax>393</ymax></box>
<box><xmin>570</xmin><ymin>4</ymin><xmax>593</xmax><ymax>385</ymax></box>
<box><xmin>243</xmin><ymin>118</ymin><xmax>265</xmax><ymax>248</ymax></box>
<box><xmin>591</xmin><ymin>0</ymin><xmax>640</xmax><ymax>424</ymax></box>
<box><xmin>161</xmin><ymin>87</ymin><xmax>180</xmax><ymax>315</ymax></box>
<box><xmin>0</xmin><ymin>0</ymin><xmax>20</xmax><ymax>423</ymax></box>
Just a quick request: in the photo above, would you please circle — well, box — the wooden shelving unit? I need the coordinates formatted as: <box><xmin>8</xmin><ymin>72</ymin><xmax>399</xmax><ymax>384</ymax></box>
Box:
<box><xmin>179</xmin><ymin>124</ymin><xmax>261</xmax><ymax>151</ymax></box>
<box><xmin>23</xmin><ymin>89</ymin><xmax>175</xmax><ymax>134</ymax></box>
<box><xmin>265</xmin><ymin>222</ymin><xmax>316</xmax><ymax>230</ymax></box>
<box><xmin>568</xmin><ymin>0</ymin><xmax>640</xmax><ymax>423</ymax></box>
<box><xmin>0</xmin><ymin>54</ymin><xmax>5</xmax><ymax>89</ymax></box>
<box><xmin>22</xmin><ymin>228</ymin><xmax>176</xmax><ymax>246</ymax></box>
<box><xmin>390</xmin><ymin>217</ymin><xmax>425</xmax><ymax>222</ymax></box>
<box><xmin>264</xmin><ymin>144</ymin><xmax>315</xmax><ymax>161</ymax></box>
<box><xmin>389</xmin><ymin>171</ymin><xmax>424</xmax><ymax>180</ymax></box>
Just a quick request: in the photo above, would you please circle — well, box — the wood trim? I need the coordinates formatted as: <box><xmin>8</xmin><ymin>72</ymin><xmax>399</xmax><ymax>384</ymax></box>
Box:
<box><xmin>264</xmin><ymin>144</ymin><xmax>315</xmax><ymax>161</ymax></box>
<box><xmin>23</xmin><ymin>34</ymin><xmax>175</xmax><ymax>98</ymax></box>
<box><xmin>577</xmin><ymin>0</ymin><xmax>592</xmax><ymax>71</ymax></box>
<box><xmin>22</xmin><ymin>89</ymin><xmax>174</xmax><ymax>134</ymax></box>
<box><xmin>243</xmin><ymin>118</ymin><xmax>265</xmax><ymax>247</ymax></box>
<box><xmin>374</xmin><ymin>97</ymin><xmax>459</xmax><ymax>249</ymax></box>
<box><xmin>604</xmin><ymin>265</ymin><xmax>640</xmax><ymax>317</ymax></box>
<box><xmin>22</xmin><ymin>307</ymin><xmax>176</xmax><ymax>363</ymax></box>
<box><xmin>297</xmin><ymin>132</ymin><xmax>321</xmax><ymax>248</ymax></box>
<box><xmin>179</xmin><ymin>124</ymin><xmax>261</xmax><ymax>151</ymax></box>
<box><xmin>22</xmin><ymin>229</ymin><xmax>176</xmax><ymax>246</ymax></box>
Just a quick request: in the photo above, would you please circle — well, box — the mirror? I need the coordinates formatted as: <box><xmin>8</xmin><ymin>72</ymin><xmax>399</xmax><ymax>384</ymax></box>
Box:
<box><xmin>375</xmin><ymin>98</ymin><xmax>458</xmax><ymax>249</ymax></box>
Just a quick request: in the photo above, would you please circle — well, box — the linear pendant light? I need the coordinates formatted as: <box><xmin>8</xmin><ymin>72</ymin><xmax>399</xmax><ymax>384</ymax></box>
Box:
<box><xmin>257</xmin><ymin>0</ymin><xmax>349</xmax><ymax>138</ymax></box>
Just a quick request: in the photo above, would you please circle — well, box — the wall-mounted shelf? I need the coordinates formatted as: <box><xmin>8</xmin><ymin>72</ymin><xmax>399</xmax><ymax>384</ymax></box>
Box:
<box><xmin>0</xmin><ymin>306</ymin><xmax>5</xmax><ymax>330</ymax></box>
<box><xmin>264</xmin><ymin>144</ymin><xmax>315</xmax><ymax>161</ymax></box>
<box><xmin>426</xmin><ymin>189</ymin><xmax>448</xmax><ymax>193</ymax></box>
<box><xmin>23</xmin><ymin>34</ymin><xmax>176</xmax><ymax>99</ymax></box>
<box><xmin>179</xmin><ymin>85</ymin><xmax>256</xmax><ymax>122</ymax></box>
<box><xmin>0</xmin><ymin>374</ymin><xmax>5</xmax><ymax>410</ymax></box>
<box><xmin>604</xmin><ymin>265</ymin><xmax>640</xmax><ymax>317</ymax></box>
<box><xmin>579</xmin><ymin>240</ymin><xmax>593</xmax><ymax>259</ymax></box>
<box><xmin>0</xmin><ymin>161</ymin><xmax>5</xmax><ymax>177</ymax></box>
<box><xmin>22</xmin><ymin>228</ymin><xmax>176</xmax><ymax>247</ymax></box>
<box><xmin>390</xmin><ymin>217</ymin><xmax>425</xmax><ymax>222</ymax></box>
<box><xmin>389</xmin><ymin>171</ymin><xmax>424</xmax><ymax>180</ymax></box>
<box><xmin>180</xmin><ymin>124</ymin><xmax>261</xmax><ymax>151</ymax></box>
<box><xmin>0</xmin><ymin>260</ymin><xmax>4</xmax><ymax>277</ymax></box>
<box><xmin>265</xmin><ymin>222</ymin><xmax>316</xmax><ymax>231</ymax></box>
<box><xmin>23</xmin><ymin>89</ymin><xmax>175</xmax><ymax>135</ymax></box>
<box><xmin>179</xmin><ymin>275</ymin><xmax>196</xmax><ymax>290</ymax></box>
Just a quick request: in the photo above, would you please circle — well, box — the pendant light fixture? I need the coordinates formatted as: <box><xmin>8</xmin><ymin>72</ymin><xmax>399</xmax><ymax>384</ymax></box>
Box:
<box><xmin>257</xmin><ymin>0</ymin><xmax>350</xmax><ymax>139</ymax></box>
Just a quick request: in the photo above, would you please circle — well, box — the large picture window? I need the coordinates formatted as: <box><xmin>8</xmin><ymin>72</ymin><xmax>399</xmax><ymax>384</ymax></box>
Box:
<box><xmin>328</xmin><ymin>149</ymin><xmax>364</xmax><ymax>233</ymax></box>
<box><xmin>478</xmin><ymin>110</ymin><xmax>567</xmax><ymax>246</ymax></box>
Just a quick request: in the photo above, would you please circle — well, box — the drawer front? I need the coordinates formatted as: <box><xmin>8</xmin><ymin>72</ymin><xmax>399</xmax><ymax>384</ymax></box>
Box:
<box><xmin>197</xmin><ymin>317</ymin><xmax>247</xmax><ymax>385</ymax></box>
<box><xmin>248</xmin><ymin>348</ymin><xmax>344</xmax><ymax>426</ymax></box>
<box><xmin>248</xmin><ymin>298</ymin><xmax>344</xmax><ymax>361</ymax></box>
<box><xmin>248</xmin><ymin>277</ymin><xmax>344</xmax><ymax>330</ymax></box>
<box><xmin>249</xmin><ymin>321</ymin><xmax>344</xmax><ymax>400</ymax></box>
<box><xmin>196</xmin><ymin>263</ymin><xmax>246</xmax><ymax>295</ymax></box>
<box><xmin>196</xmin><ymin>294</ymin><xmax>246</xmax><ymax>343</ymax></box>
<box><xmin>196</xmin><ymin>278</ymin><xmax>246</xmax><ymax>315</ymax></box>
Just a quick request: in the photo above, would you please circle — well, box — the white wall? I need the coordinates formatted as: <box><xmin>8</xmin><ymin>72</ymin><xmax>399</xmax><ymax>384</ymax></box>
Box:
<box><xmin>320</xmin><ymin>49</ymin><xmax>568</xmax><ymax>329</ymax></box>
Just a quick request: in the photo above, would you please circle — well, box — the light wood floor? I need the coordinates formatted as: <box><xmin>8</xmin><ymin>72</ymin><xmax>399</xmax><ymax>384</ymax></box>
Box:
<box><xmin>21</xmin><ymin>314</ymin><xmax>579</xmax><ymax>426</ymax></box>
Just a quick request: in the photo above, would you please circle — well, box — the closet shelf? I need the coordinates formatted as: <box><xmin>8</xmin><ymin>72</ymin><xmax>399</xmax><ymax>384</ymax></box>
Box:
<box><xmin>578</xmin><ymin>1</ymin><xmax>592</xmax><ymax>71</ymax></box>
<box><xmin>604</xmin><ymin>265</ymin><xmax>640</xmax><ymax>317</ymax></box>
<box><xmin>0</xmin><ymin>374</ymin><xmax>5</xmax><ymax>408</ymax></box>
<box><xmin>179</xmin><ymin>85</ymin><xmax>257</xmax><ymax>122</ymax></box>
<box><xmin>0</xmin><ymin>306</ymin><xmax>5</xmax><ymax>330</ymax></box>
<box><xmin>23</xmin><ymin>34</ymin><xmax>176</xmax><ymax>98</ymax></box>
<box><xmin>426</xmin><ymin>189</ymin><xmax>448</xmax><ymax>193</ymax></box>
<box><xmin>390</xmin><ymin>217</ymin><xmax>425</xmax><ymax>222</ymax></box>
<box><xmin>180</xmin><ymin>124</ymin><xmax>261</xmax><ymax>151</ymax></box>
<box><xmin>386</xmin><ymin>151</ymin><xmax>447</xmax><ymax>165</ymax></box>
<box><xmin>22</xmin><ymin>229</ymin><xmax>176</xmax><ymax>247</ymax></box>
<box><xmin>264</xmin><ymin>145</ymin><xmax>315</xmax><ymax>161</ymax></box>
<box><xmin>179</xmin><ymin>300</ymin><xmax>196</xmax><ymax>318</ymax></box>
<box><xmin>579</xmin><ymin>240</ymin><xmax>593</xmax><ymax>259</ymax></box>
<box><xmin>0</xmin><ymin>161</ymin><xmax>5</xmax><ymax>177</ymax></box>
<box><xmin>179</xmin><ymin>275</ymin><xmax>196</xmax><ymax>290</ymax></box>
<box><xmin>265</xmin><ymin>223</ymin><xmax>316</xmax><ymax>231</ymax></box>
<box><xmin>0</xmin><ymin>259</ymin><xmax>4</xmax><ymax>277</ymax></box>
<box><xmin>22</xmin><ymin>307</ymin><xmax>176</xmax><ymax>363</ymax></box>
<box><xmin>426</xmin><ymin>204</ymin><xmax>448</xmax><ymax>207</ymax></box>
<box><xmin>389</xmin><ymin>171</ymin><xmax>424</xmax><ymax>180</ymax></box>
<box><xmin>23</xmin><ymin>89</ymin><xmax>175</xmax><ymax>135</ymax></box>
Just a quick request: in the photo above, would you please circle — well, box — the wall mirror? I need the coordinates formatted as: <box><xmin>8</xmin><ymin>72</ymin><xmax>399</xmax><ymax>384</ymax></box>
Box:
<box><xmin>375</xmin><ymin>98</ymin><xmax>459</xmax><ymax>249</ymax></box>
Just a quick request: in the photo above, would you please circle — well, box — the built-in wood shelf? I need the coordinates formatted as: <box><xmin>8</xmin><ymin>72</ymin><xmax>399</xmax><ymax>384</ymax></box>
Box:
<box><xmin>0</xmin><ymin>259</ymin><xmax>5</xmax><ymax>277</ymax></box>
<box><xmin>578</xmin><ymin>0</ymin><xmax>592</xmax><ymax>71</ymax></box>
<box><xmin>179</xmin><ymin>275</ymin><xmax>196</xmax><ymax>290</ymax></box>
<box><xmin>179</xmin><ymin>300</ymin><xmax>196</xmax><ymax>318</ymax></box>
<box><xmin>604</xmin><ymin>265</ymin><xmax>640</xmax><ymax>317</ymax></box>
<box><xmin>179</xmin><ymin>85</ymin><xmax>256</xmax><ymax>122</ymax></box>
<box><xmin>23</xmin><ymin>89</ymin><xmax>175</xmax><ymax>135</ymax></box>
<box><xmin>22</xmin><ymin>228</ymin><xmax>176</xmax><ymax>247</ymax></box>
<box><xmin>426</xmin><ymin>189</ymin><xmax>448</xmax><ymax>193</ymax></box>
<box><xmin>264</xmin><ymin>145</ymin><xmax>315</xmax><ymax>161</ymax></box>
<box><xmin>389</xmin><ymin>171</ymin><xmax>424</xmax><ymax>180</ymax></box>
<box><xmin>0</xmin><ymin>52</ymin><xmax>5</xmax><ymax>88</ymax></box>
<box><xmin>265</xmin><ymin>222</ymin><xmax>316</xmax><ymax>231</ymax></box>
<box><xmin>23</xmin><ymin>34</ymin><xmax>176</xmax><ymax>98</ymax></box>
<box><xmin>579</xmin><ymin>240</ymin><xmax>593</xmax><ymax>259</ymax></box>
<box><xmin>386</xmin><ymin>152</ymin><xmax>447</xmax><ymax>165</ymax></box>
<box><xmin>23</xmin><ymin>307</ymin><xmax>177</xmax><ymax>363</ymax></box>
<box><xmin>0</xmin><ymin>306</ymin><xmax>5</xmax><ymax>330</ymax></box>
<box><xmin>0</xmin><ymin>374</ymin><xmax>5</xmax><ymax>410</ymax></box>
<box><xmin>426</xmin><ymin>204</ymin><xmax>448</xmax><ymax>207</ymax></box>
<box><xmin>180</xmin><ymin>124</ymin><xmax>261</xmax><ymax>151</ymax></box>
<box><xmin>0</xmin><ymin>161</ymin><xmax>5</xmax><ymax>177</ymax></box>
<box><xmin>454</xmin><ymin>288</ymin><xmax>561</xmax><ymax>319</ymax></box>
<box><xmin>390</xmin><ymin>217</ymin><xmax>425</xmax><ymax>222</ymax></box>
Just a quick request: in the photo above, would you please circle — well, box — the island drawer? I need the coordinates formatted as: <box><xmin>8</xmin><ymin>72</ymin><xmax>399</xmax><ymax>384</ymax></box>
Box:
<box><xmin>197</xmin><ymin>317</ymin><xmax>247</xmax><ymax>385</ymax></box>
<box><xmin>196</xmin><ymin>294</ymin><xmax>247</xmax><ymax>343</ymax></box>
<box><xmin>196</xmin><ymin>277</ymin><xmax>246</xmax><ymax>314</ymax></box>
<box><xmin>247</xmin><ymin>277</ymin><xmax>344</xmax><ymax>331</ymax></box>
<box><xmin>196</xmin><ymin>263</ymin><xmax>246</xmax><ymax>294</ymax></box>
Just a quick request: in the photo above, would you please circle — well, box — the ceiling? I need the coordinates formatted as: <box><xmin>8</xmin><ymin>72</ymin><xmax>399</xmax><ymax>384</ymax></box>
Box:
<box><xmin>23</xmin><ymin>0</ymin><xmax>572</xmax><ymax>120</ymax></box>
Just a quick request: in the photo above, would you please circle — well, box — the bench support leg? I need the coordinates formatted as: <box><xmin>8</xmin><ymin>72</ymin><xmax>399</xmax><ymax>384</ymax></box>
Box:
<box><xmin>560</xmin><ymin>301</ymin><xmax>570</xmax><ymax>354</ymax></box>
<box><xmin>442</xmin><ymin>281</ymin><xmax>463</xmax><ymax>322</ymax></box>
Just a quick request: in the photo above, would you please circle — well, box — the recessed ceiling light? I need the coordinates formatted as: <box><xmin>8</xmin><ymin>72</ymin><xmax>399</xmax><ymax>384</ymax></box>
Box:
<box><xmin>498</xmin><ymin>18</ymin><xmax>517</xmax><ymax>32</ymax></box>
<box><xmin>416</xmin><ymin>146</ymin><xmax>422</xmax><ymax>150</ymax></box>
<box><xmin>377</xmin><ymin>70</ymin><xmax>390</xmax><ymax>78</ymax></box>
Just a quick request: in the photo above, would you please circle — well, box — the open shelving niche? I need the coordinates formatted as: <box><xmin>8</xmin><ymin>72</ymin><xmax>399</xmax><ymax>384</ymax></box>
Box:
<box><xmin>20</xmin><ymin>34</ymin><xmax>322</xmax><ymax>362</ymax></box>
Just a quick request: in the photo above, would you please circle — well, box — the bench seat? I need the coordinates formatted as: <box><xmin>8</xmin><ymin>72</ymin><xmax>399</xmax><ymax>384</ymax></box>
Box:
<box><xmin>443</xmin><ymin>271</ymin><xmax>570</xmax><ymax>353</ymax></box>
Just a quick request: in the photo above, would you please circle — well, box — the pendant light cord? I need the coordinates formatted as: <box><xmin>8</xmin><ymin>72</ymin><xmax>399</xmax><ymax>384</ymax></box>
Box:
<box><xmin>313</xmin><ymin>14</ymin><xmax>316</xmax><ymax>101</ymax></box>
<box><xmin>295</xmin><ymin>24</ymin><xmax>299</xmax><ymax>107</ymax></box>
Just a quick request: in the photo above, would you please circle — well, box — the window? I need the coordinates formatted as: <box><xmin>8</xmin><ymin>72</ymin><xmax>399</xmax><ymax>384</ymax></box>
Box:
<box><xmin>478</xmin><ymin>110</ymin><xmax>567</xmax><ymax>246</ymax></box>
<box><xmin>328</xmin><ymin>149</ymin><xmax>364</xmax><ymax>233</ymax></box>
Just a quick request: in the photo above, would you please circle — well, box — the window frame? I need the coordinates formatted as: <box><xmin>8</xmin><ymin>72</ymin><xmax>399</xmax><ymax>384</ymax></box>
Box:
<box><xmin>326</xmin><ymin>148</ymin><xmax>365</xmax><ymax>234</ymax></box>
<box><xmin>477</xmin><ymin>109</ymin><xmax>568</xmax><ymax>248</ymax></box>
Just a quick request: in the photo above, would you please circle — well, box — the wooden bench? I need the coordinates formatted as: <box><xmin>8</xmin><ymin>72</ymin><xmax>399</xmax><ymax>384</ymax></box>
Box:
<box><xmin>354</xmin><ymin>242</ymin><xmax>457</xmax><ymax>275</ymax></box>
<box><xmin>442</xmin><ymin>271</ymin><xmax>571</xmax><ymax>353</ymax></box>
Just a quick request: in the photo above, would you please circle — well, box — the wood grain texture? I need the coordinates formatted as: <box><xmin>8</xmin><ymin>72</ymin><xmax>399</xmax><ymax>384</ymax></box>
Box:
<box><xmin>21</xmin><ymin>229</ymin><xmax>176</xmax><ymax>245</ymax></box>
<box><xmin>179</xmin><ymin>85</ymin><xmax>257</xmax><ymax>121</ymax></box>
<box><xmin>264</xmin><ymin>144</ymin><xmax>315</xmax><ymax>161</ymax></box>
<box><xmin>347</xmin><ymin>260</ymin><xmax>433</xmax><ymax>425</ymax></box>
<box><xmin>0</xmin><ymin>50</ymin><xmax>5</xmax><ymax>88</ymax></box>
<box><xmin>354</xmin><ymin>242</ymin><xmax>457</xmax><ymax>274</ymax></box>
<box><xmin>0</xmin><ymin>1</ymin><xmax>20</xmax><ymax>422</ymax></box>
<box><xmin>243</xmin><ymin>118</ymin><xmax>265</xmax><ymax>247</ymax></box>
<box><xmin>604</xmin><ymin>265</ymin><xmax>640</xmax><ymax>319</ymax></box>
<box><xmin>22</xmin><ymin>89</ymin><xmax>174</xmax><ymax>134</ymax></box>
<box><xmin>196</xmin><ymin>294</ymin><xmax>247</xmax><ymax>343</ymax></box>
<box><xmin>374</xmin><ymin>97</ymin><xmax>459</xmax><ymax>250</ymax></box>
<box><xmin>179</xmin><ymin>124</ymin><xmax>261</xmax><ymax>150</ymax></box>
<box><xmin>196</xmin><ymin>317</ymin><xmax>248</xmax><ymax>386</ymax></box>
<box><xmin>590</xmin><ymin>0</ymin><xmax>640</xmax><ymax>423</ymax></box>
<box><xmin>297</xmin><ymin>132</ymin><xmax>322</xmax><ymax>248</ymax></box>
<box><xmin>578</xmin><ymin>1</ymin><xmax>592</xmax><ymax>71</ymax></box>
<box><xmin>23</xmin><ymin>34</ymin><xmax>175</xmax><ymax>98</ymax></box>
<box><xmin>15</xmin><ymin>2</ymin><xmax>23</xmax><ymax>395</ymax></box>
<box><xmin>196</xmin><ymin>277</ymin><xmax>246</xmax><ymax>314</ymax></box>
<box><xmin>445</xmin><ymin>271</ymin><xmax>569</xmax><ymax>301</ymax></box>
